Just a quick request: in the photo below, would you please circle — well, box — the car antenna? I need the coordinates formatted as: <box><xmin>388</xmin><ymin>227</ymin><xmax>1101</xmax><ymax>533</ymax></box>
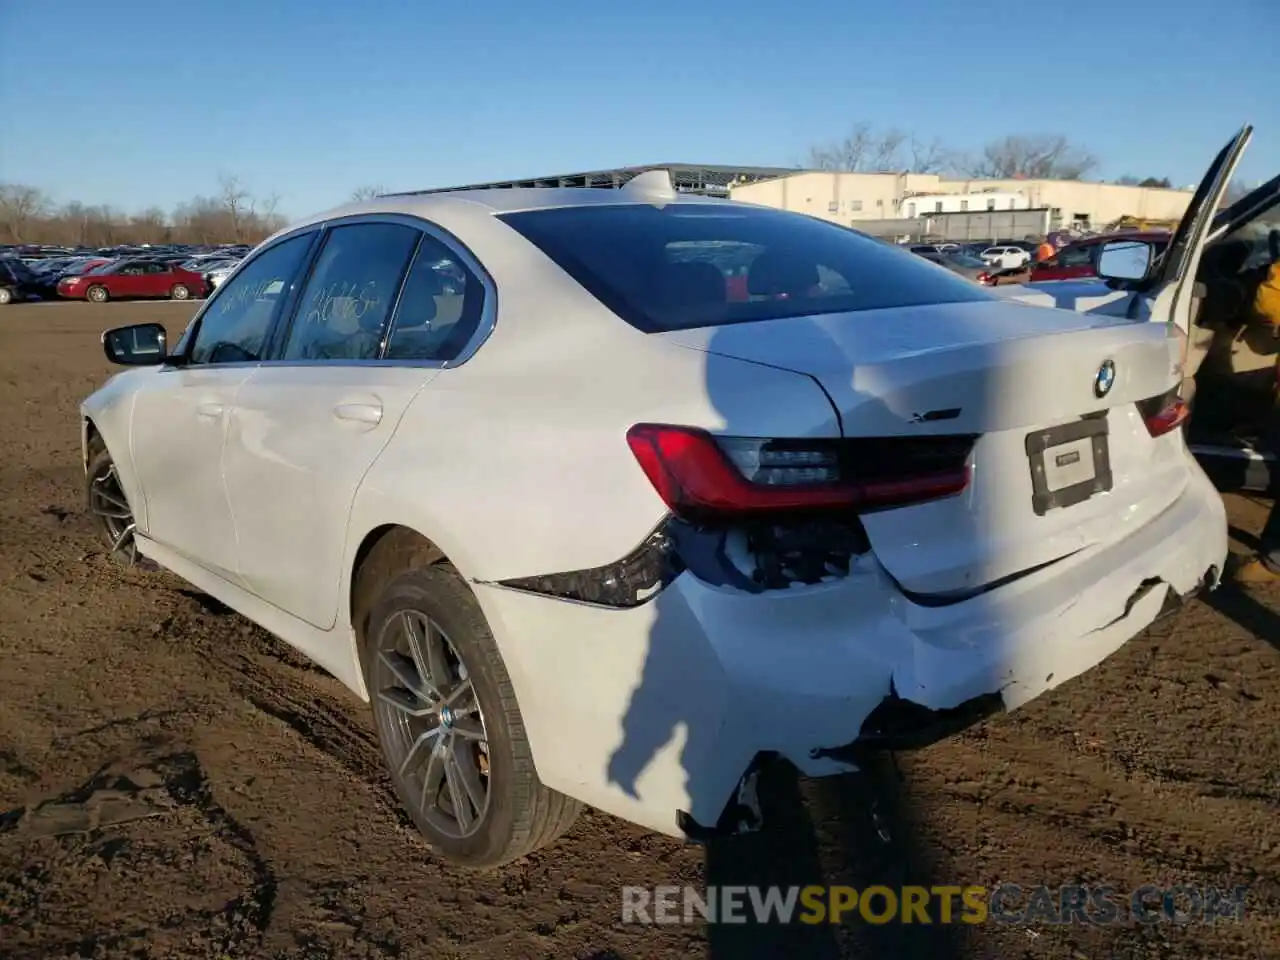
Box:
<box><xmin>621</xmin><ymin>169</ymin><xmax>678</xmax><ymax>202</ymax></box>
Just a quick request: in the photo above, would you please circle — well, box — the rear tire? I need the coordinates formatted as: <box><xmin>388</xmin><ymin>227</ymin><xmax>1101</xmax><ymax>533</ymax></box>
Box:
<box><xmin>170</xmin><ymin>283</ymin><xmax>190</xmax><ymax>300</ymax></box>
<box><xmin>87</xmin><ymin>285</ymin><xmax>109</xmax><ymax>303</ymax></box>
<box><xmin>85</xmin><ymin>438</ymin><xmax>139</xmax><ymax>567</ymax></box>
<box><xmin>0</xmin><ymin>286</ymin><xmax>13</xmax><ymax>305</ymax></box>
<box><xmin>357</xmin><ymin>548</ymin><xmax>580</xmax><ymax>869</ymax></box>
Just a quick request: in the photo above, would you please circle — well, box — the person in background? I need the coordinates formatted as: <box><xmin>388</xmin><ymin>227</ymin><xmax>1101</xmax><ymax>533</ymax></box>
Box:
<box><xmin>1227</xmin><ymin>237</ymin><xmax>1280</xmax><ymax>584</ymax></box>
<box><xmin>1036</xmin><ymin>236</ymin><xmax>1057</xmax><ymax>262</ymax></box>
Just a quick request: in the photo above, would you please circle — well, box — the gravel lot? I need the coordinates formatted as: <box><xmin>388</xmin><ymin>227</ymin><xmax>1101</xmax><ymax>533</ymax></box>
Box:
<box><xmin>1</xmin><ymin>301</ymin><xmax>1277</xmax><ymax>959</ymax></box>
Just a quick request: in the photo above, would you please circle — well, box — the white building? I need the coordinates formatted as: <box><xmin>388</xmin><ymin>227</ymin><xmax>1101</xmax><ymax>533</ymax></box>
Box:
<box><xmin>899</xmin><ymin>191</ymin><xmax>1029</xmax><ymax>218</ymax></box>
<box><xmin>729</xmin><ymin>171</ymin><xmax>1193</xmax><ymax>231</ymax></box>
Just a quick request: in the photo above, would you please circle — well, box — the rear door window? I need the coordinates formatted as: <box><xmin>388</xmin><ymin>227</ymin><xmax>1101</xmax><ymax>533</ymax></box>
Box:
<box><xmin>500</xmin><ymin>204</ymin><xmax>991</xmax><ymax>333</ymax></box>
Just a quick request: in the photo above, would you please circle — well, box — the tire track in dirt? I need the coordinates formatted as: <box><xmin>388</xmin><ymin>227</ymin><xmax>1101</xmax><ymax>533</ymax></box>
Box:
<box><xmin>155</xmin><ymin>594</ymin><xmax>419</xmax><ymax>834</ymax></box>
<box><xmin>0</xmin><ymin>751</ymin><xmax>278</xmax><ymax>959</ymax></box>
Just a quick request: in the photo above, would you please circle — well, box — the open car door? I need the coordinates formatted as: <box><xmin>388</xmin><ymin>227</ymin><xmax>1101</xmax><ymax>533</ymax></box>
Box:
<box><xmin>1183</xmin><ymin>168</ymin><xmax>1280</xmax><ymax>491</ymax></box>
<box><xmin>1142</xmin><ymin>125</ymin><xmax>1253</xmax><ymax>336</ymax></box>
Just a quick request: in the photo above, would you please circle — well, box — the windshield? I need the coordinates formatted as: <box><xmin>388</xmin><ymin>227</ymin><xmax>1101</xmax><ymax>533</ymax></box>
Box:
<box><xmin>499</xmin><ymin>203</ymin><xmax>992</xmax><ymax>333</ymax></box>
<box><xmin>87</xmin><ymin>261</ymin><xmax>122</xmax><ymax>275</ymax></box>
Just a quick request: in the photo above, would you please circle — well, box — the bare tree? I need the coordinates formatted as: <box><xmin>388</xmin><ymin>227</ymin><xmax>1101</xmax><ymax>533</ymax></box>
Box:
<box><xmin>258</xmin><ymin>192</ymin><xmax>287</xmax><ymax>234</ymax></box>
<box><xmin>350</xmin><ymin>184</ymin><xmax>387</xmax><ymax>201</ymax></box>
<box><xmin>807</xmin><ymin>124</ymin><xmax>904</xmax><ymax>172</ymax></box>
<box><xmin>0</xmin><ymin>180</ymin><xmax>288</xmax><ymax>246</ymax></box>
<box><xmin>218</xmin><ymin>174</ymin><xmax>252</xmax><ymax>242</ymax></box>
<box><xmin>807</xmin><ymin>124</ymin><xmax>956</xmax><ymax>174</ymax></box>
<box><xmin>0</xmin><ymin>183</ymin><xmax>50</xmax><ymax>242</ymax></box>
<box><xmin>961</xmin><ymin>134</ymin><xmax>1099</xmax><ymax>180</ymax></box>
<box><xmin>130</xmin><ymin>207</ymin><xmax>169</xmax><ymax>243</ymax></box>
<box><xmin>907</xmin><ymin>135</ymin><xmax>950</xmax><ymax>175</ymax></box>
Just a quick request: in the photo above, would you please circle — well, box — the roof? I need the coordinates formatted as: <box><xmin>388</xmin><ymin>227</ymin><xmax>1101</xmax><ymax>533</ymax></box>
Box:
<box><xmin>274</xmin><ymin>176</ymin><xmax>749</xmax><ymax>240</ymax></box>
<box><xmin>392</xmin><ymin>162</ymin><xmax>798</xmax><ymax>197</ymax></box>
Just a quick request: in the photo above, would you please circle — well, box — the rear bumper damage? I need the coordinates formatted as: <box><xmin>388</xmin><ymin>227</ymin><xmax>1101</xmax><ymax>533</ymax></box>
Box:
<box><xmin>473</xmin><ymin>463</ymin><xmax>1227</xmax><ymax>842</ymax></box>
<box><xmin>681</xmin><ymin>563</ymin><xmax>1216</xmax><ymax>840</ymax></box>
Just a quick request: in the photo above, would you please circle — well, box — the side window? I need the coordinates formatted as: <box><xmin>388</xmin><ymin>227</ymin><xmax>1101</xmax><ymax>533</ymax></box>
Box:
<box><xmin>120</xmin><ymin>262</ymin><xmax>144</xmax><ymax>276</ymax></box>
<box><xmin>383</xmin><ymin>234</ymin><xmax>486</xmax><ymax>362</ymax></box>
<box><xmin>1058</xmin><ymin>245</ymin><xmax>1093</xmax><ymax>267</ymax></box>
<box><xmin>281</xmin><ymin>223</ymin><xmax>420</xmax><ymax>361</ymax></box>
<box><xmin>188</xmin><ymin>233</ymin><xmax>313</xmax><ymax>365</ymax></box>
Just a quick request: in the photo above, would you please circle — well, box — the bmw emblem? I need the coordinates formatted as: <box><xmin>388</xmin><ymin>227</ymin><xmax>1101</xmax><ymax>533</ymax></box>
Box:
<box><xmin>1094</xmin><ymin>359</ymin><xmax>1116</xmax><ymax>398</ymax></box>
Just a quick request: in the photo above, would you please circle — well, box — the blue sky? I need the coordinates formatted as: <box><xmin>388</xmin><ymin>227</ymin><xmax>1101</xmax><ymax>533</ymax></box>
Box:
<box><xmin>2</xmin><ymin>0</ymin><xmax>1277</xmax><ymax>219</ymax></box>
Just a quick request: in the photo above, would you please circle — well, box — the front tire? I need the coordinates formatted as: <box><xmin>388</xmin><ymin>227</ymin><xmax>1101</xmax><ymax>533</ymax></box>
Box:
<box><xmin>86</xmin><ymin>285</ymin><xmax>109</xmax><ymax>303</ymax></box>
<box><xmin>361</xmin><ymin>560</ymin><xmax>580</xmax><ymax>869</ymax></box>
<box><xmin>85</xmin><ymin>439</ymin><xmax>138</xmax><ymax>566</ymax></box>
<box><xmin>170</xmin><ymin>283</ymin><xmax>190</xmax><ymax>300</ymax></box>
<box><xmin>0</xmin><ymin>286</ymin><xmax>13</xmax><ymax>305</ymax></box>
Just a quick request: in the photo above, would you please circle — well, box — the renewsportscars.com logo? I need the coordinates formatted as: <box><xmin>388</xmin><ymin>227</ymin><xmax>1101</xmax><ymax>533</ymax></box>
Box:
<box><xmin>621</xmin><ymin>884</ymin><xmax>1250</xmax><ymax>926</ymax></box>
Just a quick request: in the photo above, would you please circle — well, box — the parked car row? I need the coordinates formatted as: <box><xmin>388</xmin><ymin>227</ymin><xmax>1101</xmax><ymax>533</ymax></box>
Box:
<box><xmin>905</xmin><ymin>231</ymin><xmax>1180</xmax><ymax>289</ymax></box>
<box><xmin>0</xmin><ymin>243</ymin><xmax>249</xmax><ymax>305</ymax></box>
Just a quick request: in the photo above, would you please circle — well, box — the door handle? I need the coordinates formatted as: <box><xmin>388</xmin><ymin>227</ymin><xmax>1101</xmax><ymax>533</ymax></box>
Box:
<box><xmin>196</xmin><ymin>402</ymin><xmax>225</xmax><ymax>418</ymax></box>
<box><xmin>333</xmin><ymin>402</ymin><xmax>383</xmax><ymax>425</ymax></box>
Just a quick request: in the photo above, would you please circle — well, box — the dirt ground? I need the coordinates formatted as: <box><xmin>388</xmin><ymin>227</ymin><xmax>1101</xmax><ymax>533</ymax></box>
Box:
<box><xmin>1</xmin><ymin>302</ymin><xmax>1278</xmax><ymax>960</ymax></box>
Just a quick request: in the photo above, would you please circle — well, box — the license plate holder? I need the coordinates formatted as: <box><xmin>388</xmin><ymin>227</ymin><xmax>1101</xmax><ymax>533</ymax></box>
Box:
<box><xmin>1026</xmin><ymin>414</ymin><xmax>1112</xmax><ymax>516</ymax></box>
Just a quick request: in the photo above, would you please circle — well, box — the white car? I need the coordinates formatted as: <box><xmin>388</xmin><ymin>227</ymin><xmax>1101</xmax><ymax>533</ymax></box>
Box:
<box><xmin>980</xmin><ymin>245</ymin><xmax>1033</xmax><ymax>270</ymax></box>
<box><xmin>81</xmin><ymin>169</ymin><xmax>1227</xmax><ymax>869</ymax></box>
<box><xmin>200</xmin><ymin>259</ymin><xmax>240</xmax><ymax>289</ymax></box>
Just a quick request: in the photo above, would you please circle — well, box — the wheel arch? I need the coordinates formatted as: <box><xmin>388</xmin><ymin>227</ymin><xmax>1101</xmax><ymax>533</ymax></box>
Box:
<box><xmin>348</xmin><ymin>523</ymin><xmax>450</xmax><ymax>662</ymax></box>
<box><xmin>82</xmin><ymin>416</ymin><xmax>102</xmax><ymax>468</ymax></box>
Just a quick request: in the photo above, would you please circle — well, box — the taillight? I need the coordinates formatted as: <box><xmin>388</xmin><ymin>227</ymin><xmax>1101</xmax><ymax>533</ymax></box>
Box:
<box><xmin>1136</xmin><ymin>389</ymin><xmax>1189</xmax><ymax>438</ymax></box>
<box><xmin>977</xmin><ymin>272</ymin><xmax>992</xmax><ymax>285</ymax></box>
<box><xmin>625</xmin><ymin>423</ymin><xmax>973</xmax><ymax>522</ymax></box>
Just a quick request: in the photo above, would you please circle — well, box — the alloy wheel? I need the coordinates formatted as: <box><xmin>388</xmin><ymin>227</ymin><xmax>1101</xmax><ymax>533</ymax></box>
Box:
<box><xmin>373</xmin><ymin>609</ymin><xmax>491</xmax><ymax>838</ymax></box>
<box><xmin>89</xmin><ymin>461</ymin><xmax>137</xmax><ymax>563</ymax></box>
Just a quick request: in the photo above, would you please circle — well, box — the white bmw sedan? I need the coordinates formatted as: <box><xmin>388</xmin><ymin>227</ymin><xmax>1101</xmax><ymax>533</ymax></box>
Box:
<box><xmin>81</xmin><ymin>172</ymin><xmax>1227</xmax><ymax>868</ymax></box>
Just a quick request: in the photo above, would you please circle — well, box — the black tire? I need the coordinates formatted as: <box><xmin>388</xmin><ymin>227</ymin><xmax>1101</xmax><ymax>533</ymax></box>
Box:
<box><xmin>0</xmin><ymin>286</ymin><xmax>13</xmax><ymax>305</ymax></box>
<box><xmin>85</xmin><ymin>437</ymin><xmax>139</xmax><ymax>567</ymax></box>
<box><xmin>170</xmin><ymin>283</ymin><xmax>190</xmax><ymax>301</ymax></box>
<box><xmin>86</xmin><ymin>285</ymin><xmax>109</xmax><ymax>303</ymax></box>
<box><xmin>358</xmin><ymin>546</ymin><xmax>580</xmax><ymax>869</ymax></box>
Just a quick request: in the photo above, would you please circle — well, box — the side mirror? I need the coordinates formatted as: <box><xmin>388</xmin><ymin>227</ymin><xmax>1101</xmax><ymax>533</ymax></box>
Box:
<box><xmin>102</xmin><ymin>322</ymin><xmax>167</xmax><ymax>366</ymax></box>
<box><xmin>1097</xmin><ymin>240</ymin><xmax>1154</xmax><ymax>282</ymax></box>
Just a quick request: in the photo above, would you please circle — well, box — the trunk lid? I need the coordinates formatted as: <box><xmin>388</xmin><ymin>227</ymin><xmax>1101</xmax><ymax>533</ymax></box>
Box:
<box><xmin>663</xmin><ymin>299</ymin><xmax>1188</xmax><ymax>597</ymax></box>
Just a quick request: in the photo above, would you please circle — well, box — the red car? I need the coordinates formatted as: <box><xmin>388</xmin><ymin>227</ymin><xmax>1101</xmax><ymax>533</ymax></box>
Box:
<box><xmin>1026</xmin><ymin>231</ymin><xmax>1171</xmax><ymax>283</ymax></box>
<box><xmin>58</xmin><ymin>258</ymin><xmax>208</xmax><ymax>303</ymax></box>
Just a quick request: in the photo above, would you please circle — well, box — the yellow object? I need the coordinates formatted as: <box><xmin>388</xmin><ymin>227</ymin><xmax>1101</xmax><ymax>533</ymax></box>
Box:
<box><xmin>1255</xmin><ymin>262</ymin><xmax>1280</xmax><ymax>326</ymax></box>
<box><xmin>1104</xmin><ymin>215</ymin><xmax>1179</xmax><ymax>233</ymax></box>
<box><xmin>1230</xmin><ymin>555</ymin><xmax>1280</xmax><ymax>585</ymax></box>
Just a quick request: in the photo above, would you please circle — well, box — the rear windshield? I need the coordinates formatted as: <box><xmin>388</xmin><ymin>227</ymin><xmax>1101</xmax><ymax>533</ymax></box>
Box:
<box><xmin>499</xmin><ymin>203</ymin><xmax>992</xmax><ymax>333</ymax></box>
